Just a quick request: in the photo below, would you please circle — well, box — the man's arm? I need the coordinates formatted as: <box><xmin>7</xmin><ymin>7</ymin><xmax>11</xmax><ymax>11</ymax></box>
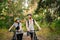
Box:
<box><xmin>26</xmin><ymin>21</ymin><xmax>30</xmax><ymax>31</ymax></box>
<box><xmin>35</xmin><ymin>20</ymin><xmax>41</xmax><ymax>30</ymax></box>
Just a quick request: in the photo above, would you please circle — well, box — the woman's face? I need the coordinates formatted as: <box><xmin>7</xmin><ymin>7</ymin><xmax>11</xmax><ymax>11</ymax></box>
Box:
<box><xmin>16</xmin><ymin>20</ymin><xmax>20</xmax><ymax>22</ymax></box>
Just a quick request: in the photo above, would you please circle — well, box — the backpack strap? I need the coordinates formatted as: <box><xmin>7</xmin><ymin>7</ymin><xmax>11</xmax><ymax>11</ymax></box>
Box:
<box><xmin>33</xmin><ymin>19</ymin><xmax>35</xmax><ymax>25</ymax></box>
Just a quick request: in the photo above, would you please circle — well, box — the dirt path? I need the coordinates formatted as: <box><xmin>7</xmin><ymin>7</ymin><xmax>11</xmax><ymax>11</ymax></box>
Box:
<box><xmin>1</xmin><ymin>28</ymin><xmax>60</xmax><ymax>40</ymax></box>
<box><xmin>22</xmin><ymin>32</ymin><xmax>46</xmax><ymax>40</ymax></box>
<box><xmin>0</xmin><ymin>28</ymin><xmax>48</xmax><ymax>40</ymax></box>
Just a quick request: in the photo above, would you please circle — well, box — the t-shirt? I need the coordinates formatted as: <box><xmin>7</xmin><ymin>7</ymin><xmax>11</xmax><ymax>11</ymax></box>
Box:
<box><xmin>13</xmin><ymin>22</ymin><xmax>23</xmax><ymax>34</ymax></box>
<box><xmin>13</xmin><ymin>22</ymin><xmax>21</xmax><ymax>28</ymax></box>
<box><xmin>13</xmin><ymin>23</ymin><xmax>22</xmax><ymax>30</ymax></box>
<box><xmin>26</xmin><ymin>19</ymin><xmax>34</xmax><ymax>31</ymax></box>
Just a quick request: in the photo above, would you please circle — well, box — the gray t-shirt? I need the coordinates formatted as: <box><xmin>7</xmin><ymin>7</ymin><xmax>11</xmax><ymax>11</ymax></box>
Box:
<box><xmin>13</xmin><ymin>22</ymin><xmax>21</xmax><ymax>28</ymax></box>
<box><xmin>26</xmin><ymin>19</ymin><xmax>34</xmax><ymax>31</ymax></box>
<box><xmin>13</xmin><ymin>22</ymin><xmax>23</xmax><ymax>34</ymax></box>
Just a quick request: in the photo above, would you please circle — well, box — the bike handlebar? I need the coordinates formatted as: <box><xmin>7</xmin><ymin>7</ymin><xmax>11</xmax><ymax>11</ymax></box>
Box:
<box><xmin>9</xmin><ymin>29</ymin><xmax>39</xmax><ymax>33</ymax></box>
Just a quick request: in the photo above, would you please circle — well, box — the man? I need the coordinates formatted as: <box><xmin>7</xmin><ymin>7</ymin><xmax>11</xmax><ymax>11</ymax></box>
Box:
<box><xmin>9</xmin><ymin>18</ymin><xmax>23</xmax><ymax>40</ymax></box>
<box><xmin>26</xmin><ymin>14</ymin><xmax>41</xmax><ymax>40</ymax></box>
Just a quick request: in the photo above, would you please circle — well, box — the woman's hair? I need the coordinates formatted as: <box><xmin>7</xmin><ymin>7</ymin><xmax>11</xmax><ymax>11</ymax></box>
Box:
<box><xmin>15</xmin><ymin>20</ymin><xmax>17</xmax><ymax>22</ymax></box>
<box><xmin>14</xmin><ymin>18</ymin><xmax>20</xmax><ymax>22</ymax></box>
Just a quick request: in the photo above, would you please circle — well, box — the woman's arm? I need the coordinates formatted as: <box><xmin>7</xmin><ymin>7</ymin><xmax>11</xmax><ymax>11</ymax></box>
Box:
<box><xmin>35</xmin><ymin>20</ymin><xmax>41</xmax><ymax>30</ymax></box>
<box><xmin>9</xmin><ymin>25</ymin><xmax>14</xmax><ymax>31</ymax></box>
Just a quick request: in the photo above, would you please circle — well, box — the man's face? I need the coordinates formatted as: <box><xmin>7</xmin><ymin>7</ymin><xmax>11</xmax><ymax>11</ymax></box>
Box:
<box><xmin>28</xmin><ymin>15</ymin><xmax>32</xmax><ymax>19</ymax></box>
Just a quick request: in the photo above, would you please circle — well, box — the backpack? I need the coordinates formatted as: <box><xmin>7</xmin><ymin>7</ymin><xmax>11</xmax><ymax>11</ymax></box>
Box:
<box><xmin>27</xmin><ymin>19</ymin><xmax>35</xmax><ymax>27</ymax></box>
<box><xmin>16</xmin><ymin>23</ymin><xmax>20</xmax><ymax>30</ymax></box>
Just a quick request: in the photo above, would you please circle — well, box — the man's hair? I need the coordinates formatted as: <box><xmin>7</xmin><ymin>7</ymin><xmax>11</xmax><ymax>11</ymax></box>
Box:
<box><xmin>27</xmin><ymin>14</ymin><xmax>32</xmax><ymax>16</ymax></box>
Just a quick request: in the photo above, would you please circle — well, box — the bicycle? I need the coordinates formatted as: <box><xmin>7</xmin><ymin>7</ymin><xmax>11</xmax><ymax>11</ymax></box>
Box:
<box><xmin>10</xmin><ymin>30</ymin><xmax>23</xmax><ymax>40</ymax></box>
<box><xmin>9</xmin><ymin>30</ymin><xmax>39</xmax><ymax>40</ymax></box>
<box><xmin>27</xmin><ymin>30</ymin><xmax>39</xmax><ymax>40</ymax></box>
<box><xmin>9</xmin><ymin>30</ymin><xmax>17</xmax><ymax>40</ymax></box>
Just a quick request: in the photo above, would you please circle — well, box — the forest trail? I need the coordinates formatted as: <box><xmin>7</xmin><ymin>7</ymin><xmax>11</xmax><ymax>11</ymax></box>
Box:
<box><xmin>0</xmin><ymin>28</ymin><xmax>50</xmax><ymax>40</ymax></box>
<box><xmin>0</xmin><ymin>28</ymin><xmax>60</xmax><ymax>40</ymax></box>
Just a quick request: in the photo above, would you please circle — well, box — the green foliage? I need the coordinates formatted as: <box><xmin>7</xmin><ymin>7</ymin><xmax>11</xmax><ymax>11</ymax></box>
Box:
<box><xmin>0</xmin><ymin>15</ymin><xmax>13</xmax><ymax>28</ymax></box>
<box><xmin>0</xmin><ymin>0</ymin><xmax>24</xmax><ymax>28</ymax></box>
<box><xmin>55</xmin><ymin>19</ymin><xmax>60</xmax><ymax>33</ymax></box>
<box><xmin>45</xmin><ymin>11</ymin><xmax>53</xmax><ymax>23</ymax></box>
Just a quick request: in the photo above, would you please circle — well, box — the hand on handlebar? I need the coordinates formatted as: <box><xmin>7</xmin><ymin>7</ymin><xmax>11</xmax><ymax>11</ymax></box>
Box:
<box><xmin>17</xmin><ymin>30</ymin><xmax>20</xmax><ymax>32</ymax></box>
<box><xmin>27</xmin><ymin>29</ymin><xmax>30</xmax><ymax>32</ymax></box>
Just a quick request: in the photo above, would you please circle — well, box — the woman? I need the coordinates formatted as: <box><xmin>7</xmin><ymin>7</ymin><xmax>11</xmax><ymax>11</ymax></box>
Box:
<box><xmin>9</xmin><ymin>18</ymin><xmax>23</xmax><ymax>40</ymax></box>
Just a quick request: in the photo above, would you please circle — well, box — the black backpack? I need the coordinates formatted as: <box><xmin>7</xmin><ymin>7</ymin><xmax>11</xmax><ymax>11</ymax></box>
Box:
<box><xmin>16</xmin><ymin>23</ymin><xmax>20</xmax><ymax>30</ymax></box>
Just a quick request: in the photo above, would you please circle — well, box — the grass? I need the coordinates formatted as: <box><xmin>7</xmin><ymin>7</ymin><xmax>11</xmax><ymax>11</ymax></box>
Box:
<box><xmin>0</xmin><ymin>29</ymin><xmax>13</xmax><ymax>40</ymax></box>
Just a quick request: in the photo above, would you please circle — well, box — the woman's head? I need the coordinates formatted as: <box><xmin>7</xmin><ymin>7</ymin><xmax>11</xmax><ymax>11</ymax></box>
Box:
<box><xmin>14</xmin><ymin>18</ymin><xmax>20</xmax><ymax>23</ymax></box>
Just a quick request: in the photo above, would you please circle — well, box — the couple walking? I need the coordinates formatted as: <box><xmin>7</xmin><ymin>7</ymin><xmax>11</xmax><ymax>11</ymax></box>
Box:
<box><xmin>9</xmin><ymin>14</ymin><xmax>41</xmax><ymax>40</ymax></box>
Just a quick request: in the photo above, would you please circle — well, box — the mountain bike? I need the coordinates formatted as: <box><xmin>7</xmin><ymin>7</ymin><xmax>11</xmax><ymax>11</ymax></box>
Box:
<box><xmin>27</xmin><ymin>30</ymin><xmax>39</xmax><ymax>40</ymax></box>
<box><xmin>9</xmin><ymin>30</ymin><xmax>17</xmax><ymax>40</ymax></box>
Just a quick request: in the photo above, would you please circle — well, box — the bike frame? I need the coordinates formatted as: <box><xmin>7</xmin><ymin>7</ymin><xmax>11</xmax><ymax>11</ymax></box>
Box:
<box><xmin>33</xmin><ymin>30</ymin><xmax>39</xmax><ymax>40</ymax></box>
<box><xmin>27</xmin><ymin>30</ymin><xmax>39</xmax><ymax>40</ymax></box>
<box><xmin>10</xmin><ymin>30</ymin><xmax>17</xmax><ymax>40</ymax></box>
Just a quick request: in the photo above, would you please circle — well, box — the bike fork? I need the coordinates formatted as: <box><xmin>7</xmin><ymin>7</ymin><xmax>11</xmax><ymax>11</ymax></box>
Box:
<box><xmin>33</xmin><ymin>32</ymin><xmax>35</xmax><ymax>40</ymax></box>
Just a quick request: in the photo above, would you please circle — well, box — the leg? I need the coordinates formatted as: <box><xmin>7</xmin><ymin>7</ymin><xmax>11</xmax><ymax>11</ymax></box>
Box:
<box><xmin>17</xmin><ymin>33</ymin><xmax>23</xmax><ymax>40</ymax></box>
<box><xmin>30</xmin><ymin>32</ymin><xmax>34</xmax><ymax>40</ymax></box>
<box><xmin>30</xmin><ymin>32</ymin><xmax>38</xmax><ymax>40</ymax></box>
<box><xmin>19</xmin><ymin>33</ymin><xmax>23</xmax><ymax>40</ymax></box>
<box><xmin>27</xmin><ymin>31</ymin><xmax>30</xmax><ymax>36</ymax></box>
<box><xmin>34</xmin><ymin>32</ymin><xmax>38</xmax><ymax>40</ymax></box>
<box><xmin>17</xmin><ymin>34</ymin><xmax>19</xmax><ymax>40</ymax></box>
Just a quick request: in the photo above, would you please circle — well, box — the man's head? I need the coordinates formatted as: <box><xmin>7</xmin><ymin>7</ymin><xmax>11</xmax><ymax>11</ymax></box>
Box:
<box><xmin>27</xmin><ymin>14</ymin><xmax>32</xmax><ymax>19</ymax></box>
